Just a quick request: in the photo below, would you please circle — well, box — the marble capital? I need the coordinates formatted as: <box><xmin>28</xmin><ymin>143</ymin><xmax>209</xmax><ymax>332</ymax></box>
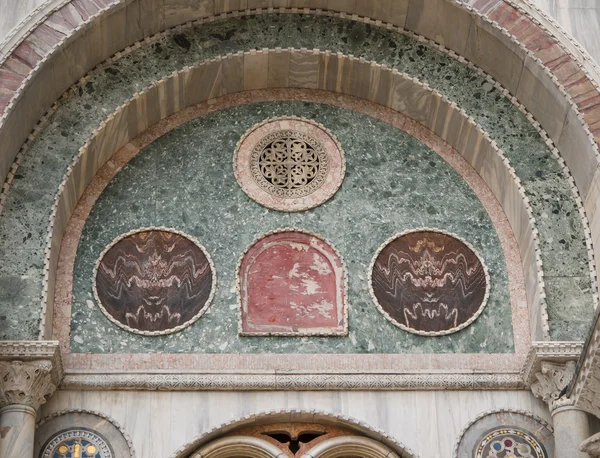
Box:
<box><xmin>531</xmin><ymin>360</ymin><xmax>577</xmax><ymax>413</ymax></box>
<box><xmin>0</xmin><ymin>342</ymin><xmax>62</xmax><ymax>410</ymax></box>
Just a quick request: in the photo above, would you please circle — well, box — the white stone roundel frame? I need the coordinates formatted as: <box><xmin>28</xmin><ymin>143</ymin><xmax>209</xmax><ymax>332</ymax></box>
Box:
<box><xmin>41</xmin><ymin>428</ymin><xmax>113</xmax><ymax>458</ymax></box>
<box><xmin>236</xmin><ymin>227</ymin><xmax>349</xmax><ymax>337</ymax></box>
<box><xmin>233</xmin><ymin>116</ymin><xmax>346</xmax><ymax>212</ymax></box>
<box><xmin>92</xmin><ymin>226</ymin><xmax>217</xmax><ymax>336</ymax></box>
<box><xmin>453</xmin><ymin>409</ymin><xmax>554</xmax><ymax>458</ymax></box>
<box><xmin>368</xmin><ymin>227</ymin><xmax>491</xmax><ymax>337</ymax></box>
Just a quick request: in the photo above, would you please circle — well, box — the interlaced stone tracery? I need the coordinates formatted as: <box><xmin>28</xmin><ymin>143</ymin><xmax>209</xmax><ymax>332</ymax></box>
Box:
<box><xmin>252</xmin><ymin>130</ymin><xmax>329</xmax><ymax>198</ymax></box>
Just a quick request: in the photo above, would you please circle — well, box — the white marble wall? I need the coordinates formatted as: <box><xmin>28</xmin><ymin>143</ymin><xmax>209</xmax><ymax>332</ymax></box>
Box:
<box><xmin>532</xmin><ymin>0</ymin><xmax>600</xmax><ymax>65</ymax></box>
<box><xmin>0</xmin><ymin>0</ymin><xmax>47</xmax><ymax>44</ymax></box>
<box><xmin>40</xmin><ymin>390</ymin><xmax>550</xmax><ymax>458</ymax></box>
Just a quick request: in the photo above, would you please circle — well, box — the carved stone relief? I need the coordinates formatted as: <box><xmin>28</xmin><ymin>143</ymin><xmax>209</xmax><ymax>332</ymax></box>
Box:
<box><xmin>234</xmin><ymin>117</ymin><xmax>345</xmax><ymax>212</ymax></box>
<box><xmin>0</xmin><ymin>360</ymin><xmax>56</xmax><ymax>410</ymax></box>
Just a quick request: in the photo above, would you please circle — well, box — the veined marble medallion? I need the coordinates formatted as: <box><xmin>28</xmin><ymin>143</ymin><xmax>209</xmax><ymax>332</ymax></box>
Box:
<box><xmin>93</xmin><ymin>228</ymin><xmax>216</xmax><ymax>335</ymax></box>
<box><xmin>238</xmin><ymin>229</ymin><xmax>347</xmax><ymax>336</ymax></box>
<box><xmin>234</xmin><ymin>117</ymin><xmax>345</xmax><ymax>212</ymax></box>
<box><xmin>370</xmin><ymin>229</ymin><xmax>490</xmax><ymax>336</ymax></box>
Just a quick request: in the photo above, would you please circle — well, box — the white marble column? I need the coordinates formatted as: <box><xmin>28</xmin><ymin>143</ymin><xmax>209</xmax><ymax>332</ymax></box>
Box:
<box><xmin>0</xmin><ymin>404</ymin><xmax>37</xmax><ymax>458</ymax></box>
<box><xmin>552</xmin><ymin>404</ymin><xmax>591</xmax><ymax>458</ymax></box>
<box><xmin>0</xmin><ymin>353</ymin><xmax>61</xmax><ymax>458</ymax></box>
<box><xmin>531</xmin><ymin>361</ymin><xmax>592</xmax><ymax>458</ymax></box>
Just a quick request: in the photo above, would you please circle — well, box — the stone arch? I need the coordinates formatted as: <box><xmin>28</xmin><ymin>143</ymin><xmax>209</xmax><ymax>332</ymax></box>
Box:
<box><xmin>1</xmin><ymin>2</ymin><xmax>599</xmax><ymax>276</ymax></box>
<box><xmin>190</xmin><ymin>436</ymin><xmax>287</xmax><ymax>458</ymax></box>
<box><xmin>301</xmin><ymin>436</ymin><xmax>400</xmax><ymax>458</ymax></box>
<box><xmin>43</xmin><ymin>48</ymin><xmax>542</xmax><ymax>344</ymax></box>
<box><xmin>168</xmin><ymin>410</ymin><xmax>417</xmax><ymax>458</ymax></box>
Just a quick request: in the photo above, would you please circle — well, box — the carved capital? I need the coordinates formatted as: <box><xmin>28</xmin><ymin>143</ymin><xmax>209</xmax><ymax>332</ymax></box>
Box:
<box><xmin>0</xmin><ymin>341</ymin><xmax>63</xmax><ymax>411</ymax></box>
<box><xmin>0</xmin><ymin>360</ymin><xmax>57</xmax><ymax>409</ymax></box>
<box><xmin>531</xmin><ymin>360</ymin><xmax>577</xmax><ymax>412</ymax></box>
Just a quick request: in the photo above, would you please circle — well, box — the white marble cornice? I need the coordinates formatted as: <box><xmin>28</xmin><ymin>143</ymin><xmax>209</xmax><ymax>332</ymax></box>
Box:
<box><xmin>0</xmin><ymin>341</ymin><xmax>62</xmax><ymax>410</ymax></box>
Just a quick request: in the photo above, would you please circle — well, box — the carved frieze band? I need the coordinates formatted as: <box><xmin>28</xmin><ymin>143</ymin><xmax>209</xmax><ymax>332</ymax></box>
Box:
<box><xmin>61</xmin><ymin>372</ymin><xmax>523</xmax><ymax>391</ymax></box>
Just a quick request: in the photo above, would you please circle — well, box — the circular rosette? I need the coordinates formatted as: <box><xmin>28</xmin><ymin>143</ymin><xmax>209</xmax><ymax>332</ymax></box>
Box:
<box><xmin>93</xmin><ymin>228</ymin><xmax>216</xmax><ymax>335</ymax></box>
<box><xmin>234</xmin><ymin>117</ymin><xmax>345</xmax><ymax>212</ymax></box>
<box><xmin>369</xmin><ymin>229</ymin><xmax>490</xmax><ymax>336</ymax></box>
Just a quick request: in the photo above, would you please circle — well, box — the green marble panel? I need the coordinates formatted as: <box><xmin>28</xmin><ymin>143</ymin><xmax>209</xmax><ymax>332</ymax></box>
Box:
<box><xmin>71</xmin><ymin>102</ymin><xmax>513</xmax><ymax>353</ymax></box>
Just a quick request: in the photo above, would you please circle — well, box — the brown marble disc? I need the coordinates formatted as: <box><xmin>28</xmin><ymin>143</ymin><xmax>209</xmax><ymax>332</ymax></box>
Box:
<box><xmin>94</xmin><ymin>229</ymin><xmax>215</xmax><ymax>335</ymax></box>
<box><xmin>370</xmin><ymin>230</ymin><xmax>489</xmax><ymax>335</ymax></box>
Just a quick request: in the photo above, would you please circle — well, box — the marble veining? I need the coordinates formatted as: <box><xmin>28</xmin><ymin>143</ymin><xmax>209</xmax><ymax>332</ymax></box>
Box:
<box><xmin>94</xmin><ymin>229</ymin><xmax>215</xmax><ymax>335</ymax></box>
<box><xmin>0</xmin><ymin>14</ymin><xmax>592</xmax><ymax>341</ymax></box>
<box><xmin>370</xmin><ymin>230</ymin><xmax>489</xmax><ymax>336</ymax></box>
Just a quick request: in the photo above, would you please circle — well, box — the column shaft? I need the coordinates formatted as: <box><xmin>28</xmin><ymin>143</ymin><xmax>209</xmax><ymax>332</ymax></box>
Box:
<box><xmin>0</xmin><ymin>405</ymin><xmax>37</xmax><ymax>458</ymax></box>
<box><xmin>553</xmin><ymin>407</ymin><xmax>591</xmax><ymax>458</ymax></box>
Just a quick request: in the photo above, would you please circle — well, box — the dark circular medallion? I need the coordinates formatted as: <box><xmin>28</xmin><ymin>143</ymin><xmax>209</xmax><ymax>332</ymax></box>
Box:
<box><xmin>93</xmin><ymin>228</ymin><xmax>216</xmax><ymax>335</ymax></box>
<box><xmin>369</xmin><ymin>229</ymin><xmax>489</xmax><ymax>336</ymax></box>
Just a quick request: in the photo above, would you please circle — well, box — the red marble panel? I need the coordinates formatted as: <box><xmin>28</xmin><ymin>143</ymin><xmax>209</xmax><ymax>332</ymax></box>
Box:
<box><xmin>239</xmin><ymin>230</ymin><xmax>347</xmax><ymax>336</ymax></box>
<box><xmin>94</xmin><ymin>229</ymin><xmax>215</xmax><ymax>335</ymax></box>
<box><xmin>583</xmin><ymin>105</ymin><xmax>600</xmax><ymax>138</ymax></box>
<box><xmin>29</xmin><ymin>24</ymin><xmax>66</xmax><ymax>53</ymax></box>
<box><xmin>2</xmin><ymin>56</ymin><xmax>33</xmax><ymax>76</ymax></box>
<box><xmin>0</xmin><ymin>69</ymin><xmax>24</xmax><ymax>91</ymax></box>
<box><xmin>71</xmin><ymin>0</ymin><xmax>102</xmax><ymax>21</ymax></box>
<box><xmin>12</xmin><ymin>41</ymin><xmax>43</xmax><ymax>69</ymax></box>
<box><xmin>370</xmin><ymin>230</ymin><xmax>489</xmax><ymax>336</ymax></box>
<box><xmin>487</xmin><ymin>2</ymin><xmax>524</xmax><ymax>30</ymax></box>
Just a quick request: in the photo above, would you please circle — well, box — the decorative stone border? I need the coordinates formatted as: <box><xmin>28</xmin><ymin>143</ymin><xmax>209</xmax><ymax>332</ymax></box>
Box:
<box><xmin>452</xmin><ymin>408</ymin><xmax>554</xmax><ymax>458</ymax></box>
<box><xmin>61</xmin><ymin>371</ymin><xmax>524</xmax><ymax>392</ymax></box>
<box><xmin>167</xmin><ymin>409</ymin><xmax>417</xmax><ymax>458</ymax></box>
<box><xmin>36</xmin><ymin>409</ymin><xmax>136</xmax><ymax>458</ymax></box>
<box><xmin>368</xmin><ymin>228</ymin><xmax>491</xmax><ymax>337</ymax></box>
<box><xmin>233</xmin><ymin>116</ymin><xmax>346</xmax><ymax>212</ymax></box>
<box><xmin>236</xmin><ymin>227</ymin><xmax>348</xmax><ymax>337</ymax></box>
<box><xmin>91</xmin><ymin>227</ymin><xmax>217</xmax><ymax>336</ymax></box>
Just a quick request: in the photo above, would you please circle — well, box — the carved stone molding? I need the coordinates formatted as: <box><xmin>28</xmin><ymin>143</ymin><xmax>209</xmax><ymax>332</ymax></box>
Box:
<box><xmin>0</xmin><ymin>341</ymin><xmax>62</xmax><ymax>410</ymax></box>
<box><xmin>521</xmin><ymin>341</ymin><xmax>583</xmax><ymax>386</ymax></box>
<box><xmin>581</xmin><ymin>432</ymin><xmax>600</xmax><ymax>457</ymax></box>
<box><xmin>61</xmin><ymin>371</ymin><xmax>523</xmax><ymax>391</ymax></box>
<box><xmin>531</xmin><ymin>361</ymin><xmax>577</xmax><ymax>412</ymax></box>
